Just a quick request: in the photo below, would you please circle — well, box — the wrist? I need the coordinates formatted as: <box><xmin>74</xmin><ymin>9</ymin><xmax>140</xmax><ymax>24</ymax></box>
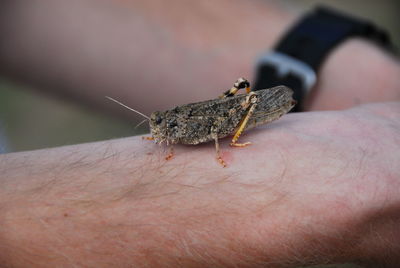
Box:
<box><xmin>251</xmin><ymin>6</ymin><xmax>398</xmax><ymax>112</ymax></box>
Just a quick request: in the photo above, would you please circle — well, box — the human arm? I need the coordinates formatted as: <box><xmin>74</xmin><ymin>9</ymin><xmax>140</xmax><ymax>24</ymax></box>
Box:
<box><xmin>1</xmin><ymin>0</ymin><xmax>399</xmax><ymax>117</ymax></box>
<box><xmin>0</xmin><ymin>0</ymin><xmax>294</xmax><ymax>117</ymax></box>
<box><xmin>1</xmin><ymin>102</ymin><xmax>399</xmax><ymax>267</ymax></box>
<box><xmin>1</xmin><ymin>1</ymin><xmax>400</xmax><ymax>266</ymax></box>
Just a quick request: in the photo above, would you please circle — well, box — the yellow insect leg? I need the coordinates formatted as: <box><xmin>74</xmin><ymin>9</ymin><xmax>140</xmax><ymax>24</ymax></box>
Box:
<box><xmin>219</xmin><ymin>87</ymin><xmax>239</xmax><ymax>99</ymax></box>
<box><xmin>219</xmin><ymin>78</ymin><xmax>251</xmax><ymax>99</ymax></box>
<box><xmin>230</xmin><ymin>102</ymin><xmax>257</xmax><ymax>147</ymax></box>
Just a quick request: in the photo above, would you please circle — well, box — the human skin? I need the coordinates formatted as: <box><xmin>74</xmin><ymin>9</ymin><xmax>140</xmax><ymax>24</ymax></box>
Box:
<box><xmin>0</xmin><ymin>0</ymin><xmax>399</xmax><ymax>117</ymax></box>
<box><xmin>0</xmin><ymin>102</ymin><xmax>399</xmax><ymax>267</ymax></box>
<box><xmin>1</xmin><ymin>0</ymin><xmax>400</xmax><ymax>267</ymax></box>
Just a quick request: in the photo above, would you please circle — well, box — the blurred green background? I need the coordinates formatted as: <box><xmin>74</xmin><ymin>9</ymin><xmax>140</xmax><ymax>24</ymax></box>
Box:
<box><xmin>0</xmin><ymin>0</ymin><xmax>398</xmax><ymax>153</ymax></box>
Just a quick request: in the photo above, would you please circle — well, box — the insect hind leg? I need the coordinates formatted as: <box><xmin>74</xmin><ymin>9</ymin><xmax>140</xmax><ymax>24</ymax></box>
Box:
<box><xmin>219</xmin><ymin>78</ymin><xmax>251</xmax><ymax>99</ymax></box>
<box><xmin>230</xmin><ymin>94</ymin><xmax>258</xmax><ymax>147</ymax></box>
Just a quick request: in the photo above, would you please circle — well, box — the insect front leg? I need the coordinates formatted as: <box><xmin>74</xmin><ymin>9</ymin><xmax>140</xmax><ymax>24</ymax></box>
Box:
<box><xmin>219</xmin><ymin>78</ymin><xmax>251</xmax><ymax>99</ymax></box>
<box><xmin>165</xmin><ymin>146</ymin><xmax>174</xmax><ymax>160</ymax></box>
<box><xmin>230</xmin><ymin>93</ymin><xmax>258</xmax><ymax>147</ymax></box>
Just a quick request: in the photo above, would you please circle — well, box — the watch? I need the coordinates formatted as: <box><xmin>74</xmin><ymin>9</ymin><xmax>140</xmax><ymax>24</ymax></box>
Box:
<box><xmin>252</xmin><ymin>6</ymin><xmax>393</xmax><ymax>112</ymax></box>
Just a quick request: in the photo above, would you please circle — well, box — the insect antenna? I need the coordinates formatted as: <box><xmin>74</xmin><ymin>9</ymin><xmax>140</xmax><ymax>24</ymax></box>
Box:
<box><xmin>105</xmin><ymin>96</ymin><xmax>150</xmax><ymax>121</ymax></box>
<box><xmin>134</xmin><ymin>119</ymin><xmax>148</xmax><ymax>129</ymax></box>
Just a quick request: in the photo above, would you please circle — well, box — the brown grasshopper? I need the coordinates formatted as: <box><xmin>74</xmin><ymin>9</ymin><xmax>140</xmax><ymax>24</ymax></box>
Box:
<box><xmin>107</xmin><ymin>78</ymin><xmax>296</xmax><ymax>167</ymax></box>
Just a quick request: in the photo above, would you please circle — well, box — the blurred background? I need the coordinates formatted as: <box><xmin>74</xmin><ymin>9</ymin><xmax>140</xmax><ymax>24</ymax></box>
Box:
<box><xmin>0</xmin><ymin>0</ymin><xmax>399</xmax><ymax>154</ymax></box>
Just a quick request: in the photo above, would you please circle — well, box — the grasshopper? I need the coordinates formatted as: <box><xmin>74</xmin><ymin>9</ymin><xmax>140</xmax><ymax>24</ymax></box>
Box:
<box><xmin>107</xmin><ymin>78</ymin><xmax>296</xmax><ymax>167</ymax></box>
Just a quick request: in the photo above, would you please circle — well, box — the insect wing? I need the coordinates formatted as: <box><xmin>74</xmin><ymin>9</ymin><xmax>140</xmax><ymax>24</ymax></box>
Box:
<box><xmin>166</xmin><ymin>95</ymin><xmax>248</xmax><ymax>144</ymax></box>
<box><xmin>248</xmin><ymin>86</ymin><xmax>295</xmax><ymax>128</ymax></box>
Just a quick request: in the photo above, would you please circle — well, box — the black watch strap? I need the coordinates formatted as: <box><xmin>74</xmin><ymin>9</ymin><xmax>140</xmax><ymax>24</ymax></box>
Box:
<box><xmin>253</xmin><ymin>6</ymin><xmax>393</xmax><ymax>112</ymax></box>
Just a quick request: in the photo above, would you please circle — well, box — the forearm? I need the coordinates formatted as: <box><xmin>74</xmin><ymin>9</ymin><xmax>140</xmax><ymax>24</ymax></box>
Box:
<box><xmin>1</xmin><ymin>102</ymin><xmax>399</xmax><ymax>267</ymax></box>
<box><xmin>0</xmin><ymin>0</ymin><xmax>295</xmax><ymax>116</ymax></box>
<box><xmin>1</xmin><ymin>0</ymin><xmax>399</xmax><ymax>116</ymax></box>
<box><xmin>0</xmin><ymin>136</ymin><xmax>282</xmax><ymax>267</ymax></box>
<box><xmin>0</xmin><ymin>135</ymin><xmax>294</xmax><ymax>267</ymax></box>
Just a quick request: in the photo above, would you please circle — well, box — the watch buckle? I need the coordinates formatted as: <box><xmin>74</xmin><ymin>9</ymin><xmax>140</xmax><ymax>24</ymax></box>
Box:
<box><xmin>256</xmin><ymin>52</ymin><xmax>317</xmax><ymax>93</ymax></box>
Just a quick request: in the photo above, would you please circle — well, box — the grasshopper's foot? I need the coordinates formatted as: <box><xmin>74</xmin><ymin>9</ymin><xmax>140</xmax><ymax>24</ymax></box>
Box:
<box><xmin>142</xmin><ymin>136</ymin><xmax>154</xmax><ymax>141</ymax></box>
<box><xmin>216</xmin><ymin>156</ymin><xmax>227</xmax><ymax>168</ymax></box>
<box><xmin>230</xmin><ymin>141</ymin><xmax>252</xmax><ymax>147</ymax></box>
<box><xmin>165</xmin><ymin>147</ymin><xmax>174</xmax><ymax>160</ymax></box>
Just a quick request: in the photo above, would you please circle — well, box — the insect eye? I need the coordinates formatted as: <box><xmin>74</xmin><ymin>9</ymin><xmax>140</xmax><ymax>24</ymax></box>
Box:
<box><xmin>155</xmin><ymin>116</ymin><xmax>163</xmax><ymax>124</ymax></box>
